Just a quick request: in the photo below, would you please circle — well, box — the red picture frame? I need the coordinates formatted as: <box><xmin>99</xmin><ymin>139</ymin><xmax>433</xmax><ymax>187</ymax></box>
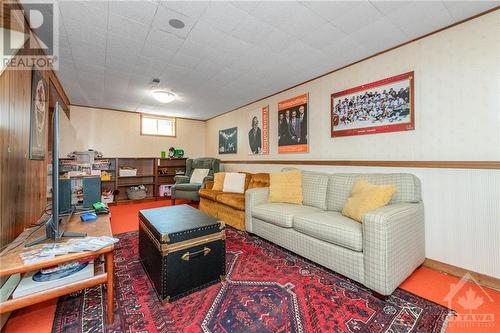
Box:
<box><xmin>331</xmin><ymin>72</ymin><xmax>414</xmax><ymax>137</ymax></box>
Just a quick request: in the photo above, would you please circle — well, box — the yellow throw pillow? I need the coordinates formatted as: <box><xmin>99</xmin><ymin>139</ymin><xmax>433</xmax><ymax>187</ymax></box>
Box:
<box><xmin>269</xmin><ymin>170</ymin><xmax>303</xmax><ymax>204</ymax></box>
<box><xmin>212</xmin><ymin>172</ymin><xmax>225</xmax><ymax>191</ymax></box>
<box><xmin>342</xmin><ymin>178</ymin><xmax>396</xmax><ymax>223</ymax></box>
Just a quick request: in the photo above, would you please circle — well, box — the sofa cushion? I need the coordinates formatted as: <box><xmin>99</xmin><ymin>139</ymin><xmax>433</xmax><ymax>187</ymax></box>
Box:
<box><xmin>327</xmin><ymin>173</ymin><xmax>421</xmax><ymax>211</ymax></box>
<box><xmin>269</xmin><ymin>170</ymin><xmax>303</xmax><ymax>204</ymax></box>
<box><xmin>302</xmin><ymin>170</ymin><xmax>329</xmax><ymax>210</ymax></box>
<box><xmin>293</xmin><ymin>211</ymin><xmax>363</xmax><ymax>252</ymax></box>
<box><xmin>174</xmin><ymin>183</ymin><xmax>202</xmax><ymax>191</ymax></box>
<box><xmin>282</xmin><ymin>168</ymin><xmax>329</xmax><ymax>210</ymax></box>
<box><xmin>342</xmin><ymin>178</ymin><xmax>396</xmax><ymax>222</ymax></box>
<box><xmin>212</xmin><ymin>172</ymin><xmax>225</xmax><ymax>191</ymax></box>
<box><xmin>252</xmin><ymin>203</ymin><xmax>321</xmax><ymax>228</ymax></box>
<box><xmin>248</xmin><ymin>173</ymin><xmax>270</xmax><ymax>189</ymax></box>
<box><xmin>217</xmin><ymin>193</ymin><xmax>245</xmax><ymax>211</ymax></box>
<box><xmin>199</xmin><ymin>188</ymin><xmax>221</xmax><ymax>201</ymax></box>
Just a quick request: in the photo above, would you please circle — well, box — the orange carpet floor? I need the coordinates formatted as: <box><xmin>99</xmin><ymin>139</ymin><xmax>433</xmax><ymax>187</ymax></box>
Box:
<box><xmin>3</xmin><ymin>201</ymin><xmax>499</xmax><ymax>333</ymax></box>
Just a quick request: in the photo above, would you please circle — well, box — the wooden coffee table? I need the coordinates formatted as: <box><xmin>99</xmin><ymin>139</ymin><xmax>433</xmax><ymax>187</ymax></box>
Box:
<box><xmin>0</xmin><ymin>214</ymin><xmax>115</xmax><ymax>323</ymax></box>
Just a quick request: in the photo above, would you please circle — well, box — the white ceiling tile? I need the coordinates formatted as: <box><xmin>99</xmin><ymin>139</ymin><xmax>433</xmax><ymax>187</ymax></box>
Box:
<box><xmin>71</xmin><ymin>41</ymin><xmax>106</xmax><ymax>66</ymax></box>
<box><xmin>207</xmin><ymin>68</ymin><xmax>241</xmax><ymax>86</ymax></box>
<box><xmin>258</xmin><ymin>28</ymin><xmax>295</xmax><ymax>53</ymax></box>
<box><xmin>443</xmin><ymin>1</ymin><xmax>499</xmax><ymax>21</ymax></box>
<box><xmin>230</xmin><ymin>16</ymin><xmax>275</xmax><ymax>44</ymax></box>
<box><xmin>350</xmin><ymin>17</ymin><xmax>407</xmax><ymax>53</ymax></box>
<box><xmin>108</xmin><ymin>14</ymin><xmax>151</xmax><ymax>42</ymax></box>
<box><xmin>64</xmin><ymin>18</ymin><xmax>107</xmax><ymax>46</ymax></box>
<box><xmin>320</xmin><ymin>35</ymin><xmax>369</xmax><ymax>66</ymax></box>
<box><xmin>143</xmin><ymin>29</ymin><xmax>184</xmax><ymax>55</ymax></box>
<box><xmin>75</xmin><ymin>62</ymin><xmax>105</xmax><ymax>76</ymax></box>
<box><xmin>300</xmin><ymin>22</ymin><xmax>347</xmax><ymax>51</ymax></box>
<box><xmin>152</xmin><ymin>6</ymin><xmax>196</xmax><ymax>39</ymax></box>
<box><xmin>58</xmin><ymin>0</ymin><xmax>108</xmax><ymax>30</ymax></box>
<box><xmin>200</xmin><ymin>2</ymin><xmax>249</xmax><ymax>33</ymax></box>
<box><xmin>383</xmin><ymin>2</ymin><xmax>454</xmax><ymax>39</ymax></box>
<box><xmin>56</xmin><ymin>0</ymin><xmax>494</xmax><ymax>119</ymax></box>
<box><xmin>300</xmin><ymin>1</ymin><xmax>353</xmax><ymax>21</ymax></box>
<box><xmin>369</xmin><ymin>0</ymin><xmax>412</xmax><ymax>15</ymax></box>
<box><xmin>230</xmin><ymin>1</ymin><xmax>260</xmax><ymax>13</ymax></box>
<box><xmin>328</xmin><ymin>1</ymin><xmax>384</xmax><ymax>34</ymax></box>
<box><xmin>178</xmin><ymin>40</ymin><xmax>225</xmax><ymax>63</ymax></box>
<box><xmin>160</xmin><ymin>1</ymin><xmax>209</xmax><ymax>19</ymax></box>
<box><xmin>109</xmin><ymin>0</ymin><xmax>159</xmax><ymax>24</ymax></box>
<box><xmin>169</xmin><ymin>51</ymin><xmax>201</xmax><ymax>69</ymax></box>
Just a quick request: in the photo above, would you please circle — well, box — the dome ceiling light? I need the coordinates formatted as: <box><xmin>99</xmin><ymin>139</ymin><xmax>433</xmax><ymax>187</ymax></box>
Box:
<box><xmin>150</xmin><ymin>78</ymin><xmax>176</xmax><ymax>104</ymax></box>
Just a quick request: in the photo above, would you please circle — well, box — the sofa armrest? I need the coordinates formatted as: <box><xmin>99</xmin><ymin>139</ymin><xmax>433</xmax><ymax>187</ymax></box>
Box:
<box><xmin>362</xmin><ymin>202</ymin><xmax>425</xmax><ymax>295</ymax></box>
<box><xmin>174</xmin><ymin>175</ymin><xmax>190</xmax><ymax>184</ymax></box>
<box><xmin>245</xmin><ymin>187</ymin><xmax>269</xmax><ymax>233</ymax></box>
<box><xmin>204</xmin><ymin>180</ymin><xmax>214</xmax><ymax>190</ymax></box>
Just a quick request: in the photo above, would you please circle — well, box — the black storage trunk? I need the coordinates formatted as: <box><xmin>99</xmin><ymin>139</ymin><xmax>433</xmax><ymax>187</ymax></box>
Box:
<box><xmin>138</xmin><ymin>205</ymin><xmax>225</xmax><ymax>303</ymax></box>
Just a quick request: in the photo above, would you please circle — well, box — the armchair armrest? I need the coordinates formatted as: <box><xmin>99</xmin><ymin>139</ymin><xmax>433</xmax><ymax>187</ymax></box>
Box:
<box><xmin>202</xmin><ymin>176</ymin><xmax>214</xmax><ymax>188</ymax></box>
<box><xmin>204</xmin><ymin>180</ymin><xmax>214</xmax><ymax>190</ymax></box>
<box><xmin>363</xmin><ymin>202</ymin><xmax>425</xmax><ymax>295</ymax></box>
<box><xmin>174</xmin><ymin>175</ymin><xmax>189</xmax><ymax>184</ymax></box>
<box><xmin>245</xmin><ymin>187</ymin><xmax>269</xmax><ymax>233</ymax></box>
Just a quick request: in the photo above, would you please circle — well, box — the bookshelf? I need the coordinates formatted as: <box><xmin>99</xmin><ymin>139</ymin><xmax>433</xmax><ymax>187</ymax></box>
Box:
<box><xmin>59</xmin><ymin>157</ymin><xmax>187</xmax><ymax>204</ymax></box>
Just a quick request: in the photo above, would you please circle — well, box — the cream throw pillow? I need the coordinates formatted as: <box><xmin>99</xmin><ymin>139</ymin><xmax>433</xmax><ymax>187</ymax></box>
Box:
<box><xmin>342</xmin><ymin>178</ymin><xmax>396</xmax><ymax>223</ymax></box>
<box><xmin>222</xmin><ymin>172</ymin><xmax>246</xmax><ymax>193</ymax></box>
<box><xmin>190</xmin><ymin>168</ymin><xmax>209</xmax><ymax>184</ymax></box>
<box><xmin>269</xmin><ymin>170</ymin><xmax>303</xmax><ymax>204</ymax></box>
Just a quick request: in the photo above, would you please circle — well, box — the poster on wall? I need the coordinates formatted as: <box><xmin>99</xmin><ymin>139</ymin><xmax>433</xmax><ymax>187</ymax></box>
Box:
<box><xmin>218</xmin><ymin>127</ymin><xmax>238</xmax><ymax>154</ymax></box>
<box><xmin>331</xmin><ymin>71</ymin><xmax>414</xmax><ymax>137</ymax></box>
<box><xmin>247</xmin><ymin>105</ymin><xmax>269</xmax><ymax>155</ymax></box>
<box><xmin>29</xmin><ymin>67</ymin><xmax>48</xmax><ymax>160</ymax></box>
<box><xmin>278</xmin><ymin>94</ymin><xmax>308</xmax><ymax>153</ymax></box>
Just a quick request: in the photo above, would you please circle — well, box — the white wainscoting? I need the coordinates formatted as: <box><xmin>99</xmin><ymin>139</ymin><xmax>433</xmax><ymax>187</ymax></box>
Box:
<box><xmin>222</xmin><ymin>163</ymin><xmax>500</xmax><ymax>278</ymax></box>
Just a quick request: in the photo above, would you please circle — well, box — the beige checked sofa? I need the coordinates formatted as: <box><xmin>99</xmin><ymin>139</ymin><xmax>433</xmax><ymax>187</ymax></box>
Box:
<box><xmin>245</xmin><ymin>170</ymin><xmax>425</xmax><ymax>296</ymax></box>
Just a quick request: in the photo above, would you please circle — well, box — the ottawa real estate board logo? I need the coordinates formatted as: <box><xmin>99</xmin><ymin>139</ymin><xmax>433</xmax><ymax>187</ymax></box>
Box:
<box><xmin>1</xmin><ymin>0</ymin><xmax>59</xmax><ymax>70</ymax></box>
<box><xmin>444</xmin><ymin>272</ymin><xmax>496</xmax><ymax>329</ymax></box>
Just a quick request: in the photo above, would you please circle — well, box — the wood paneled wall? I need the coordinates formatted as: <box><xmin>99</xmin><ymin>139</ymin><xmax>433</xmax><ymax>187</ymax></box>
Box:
<box><xmin>0</xmin><ymin>61</ymin><xmax>50</xmax><ymax>249</ymax></box>
<box><xmin>0</xmin><ymin>15</ymin><xmax>69</xmax><ymax>249</ymax></box>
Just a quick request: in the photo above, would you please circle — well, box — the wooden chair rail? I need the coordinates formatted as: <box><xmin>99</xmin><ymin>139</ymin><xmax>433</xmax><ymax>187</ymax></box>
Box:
<box><xmin>220</xmin><ymin>160</ymin><xmax>500</xmax><ymax>170</ymax></box>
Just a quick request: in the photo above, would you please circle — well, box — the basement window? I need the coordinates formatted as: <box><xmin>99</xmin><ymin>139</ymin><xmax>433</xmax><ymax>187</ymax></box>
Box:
<box><xmin>141</xmin><ymin>115</ymin><xmax>176</xmax><ymax>137</ymax></box>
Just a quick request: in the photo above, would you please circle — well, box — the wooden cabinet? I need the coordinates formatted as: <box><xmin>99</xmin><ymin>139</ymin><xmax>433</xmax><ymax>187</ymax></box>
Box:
<box><xmin>59</xmin><ymin>157</ymin><xmax>187</xmax><ymax>204</ymax></box>
<box><xmin>156</xmin><ymin>158</ymin><xmax>187</xmax><ymax>186</ymax></box>
<box><xmin>116</xmin><ymin>158</ymin><xmax>155</xmax><ymax>201</ymax></box>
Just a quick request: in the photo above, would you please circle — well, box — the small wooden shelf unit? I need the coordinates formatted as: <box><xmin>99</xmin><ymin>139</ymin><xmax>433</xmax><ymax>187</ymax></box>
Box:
<box><xmin>60</xmin><ymin>157</ymin><xmax>187</xmax><ymax>204</ymax></box>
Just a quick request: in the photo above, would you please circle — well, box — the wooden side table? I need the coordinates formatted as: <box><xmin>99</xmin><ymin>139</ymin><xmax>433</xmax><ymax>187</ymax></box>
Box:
<box><xmin>0</xmin><ymin>214</ymin><xmax>115</xmax><ymax>323</ymax></box>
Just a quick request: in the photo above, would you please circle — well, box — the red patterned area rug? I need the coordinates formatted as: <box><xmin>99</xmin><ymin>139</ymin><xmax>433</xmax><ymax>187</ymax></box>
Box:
<box><xmin>52</xmin><ymin>229</ymin><xmax>452</xmax><ymax>333</ymax></box>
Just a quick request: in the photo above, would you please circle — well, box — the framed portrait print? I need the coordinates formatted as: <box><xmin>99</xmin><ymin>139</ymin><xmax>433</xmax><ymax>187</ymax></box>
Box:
<box><xmin>29</xmin><ymin>67</ymin><xmax>48</xmax><ymax>160</ymax></box>
<box><xmin>219</xmin><ymin>127</ymin><xmax>238</xmax><ymax>154</ymax></box>
<box><xmin>278</xmin><ymin>94</ymin><xmax>308</xmax><ymax>153</ymax></box>
<box><xmin>247</xmin><ymin>105</ymin><xmax>269</xmax><ymax>155</ymax></box>
<box><xmin>331</xmin><ymin>72</ymin><xmax>414</xmax><ymax>137</ymax></box>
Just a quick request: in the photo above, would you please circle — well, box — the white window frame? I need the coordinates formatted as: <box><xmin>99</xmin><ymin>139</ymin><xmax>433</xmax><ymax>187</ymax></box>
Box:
<box><xmin>140</xmin><ymin>114</ymin><xmax>176</xmax><ymax>137</ymax></box>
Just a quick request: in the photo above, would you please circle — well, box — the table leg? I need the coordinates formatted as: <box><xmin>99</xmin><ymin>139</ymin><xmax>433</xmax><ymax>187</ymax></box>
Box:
<box><xmin>105</xmin><ymin>251</ymin><xmax>114</xmax><ymax>324</ymax></box>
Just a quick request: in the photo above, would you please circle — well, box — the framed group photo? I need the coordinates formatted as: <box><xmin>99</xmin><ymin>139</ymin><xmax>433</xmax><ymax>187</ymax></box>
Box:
<box><xmin>218</xmin><ymin>127</ymin><xmax>238</xmax><ymax>154</ymax></box>
<box><xmin>278</xmin><ymin>93</ymin><xmax>308</xmax><ymax>153</ymax></box>
<box><xmin>247</xmin><ymin>106</ymin><xmax>269</xmax><ymax>155</ymax></box>
<box><xmin>331</xmin><ymin>72</ymin><xmax>414</xmax><ymax>137</ymax></box>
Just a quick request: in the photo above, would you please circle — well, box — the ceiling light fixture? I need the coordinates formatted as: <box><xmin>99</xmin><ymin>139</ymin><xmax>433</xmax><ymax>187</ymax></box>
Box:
<box><xmin>150</xmin><ymin>78</ymin><xmax>176</xmax><ymax>104</ymax></box>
